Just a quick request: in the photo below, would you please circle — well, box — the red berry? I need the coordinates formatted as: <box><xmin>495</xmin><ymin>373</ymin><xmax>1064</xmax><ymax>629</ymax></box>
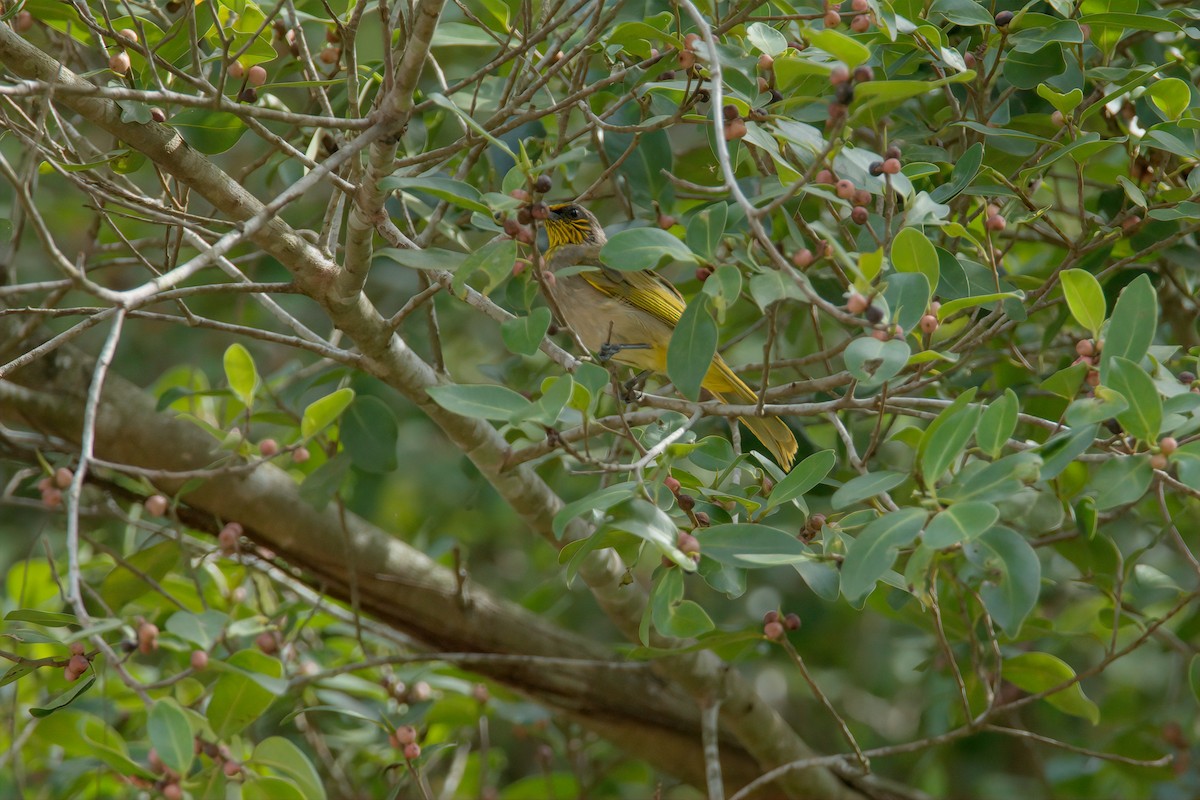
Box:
<box><xmin>722</xmin><ymin>103</ymin><xmax>739</xmax><ymax>122</ymax></box>
<box><xmin>829</xmin><ymin>64</ymin><xmax>849</xmax><ymax>84</ymax></box>
<box><xmin>985</xmin><ymin>214</ymin><xmax>1006</xmax><ymax>232</ymax></box>
<box><xmin>665</xmin><ymin>476</ymin><xmax>682</xmax><ymax>493</ymax></box>
<box><xmin>784</xmin><ymin>613</ymin><xmax>802</xmax><ymax>630</ymax></box>
<box><xmin>54</xmin><ymin>467</ymin><xmax>73</xmax><ymax>489</ymax></box>
<box><xmin>995</xmin><ymin>10</ymin><xmax>1014</xmax><ymax>27</ymax></box>
<box><xmin>292</xmin><ymin>446</ymin><xmax>311</xmax><ymax>463</ymax></box>
<box><xmin>815</xmin><ymin>169</ymin><xmax>835</xmax><ymax>184</ymax></box>
<box><xmin>259</xmin><ymin>438</ymin><xmax>279</xmax><ymax>457</ymax></box>
<box><xmin>14</xmin><ymin>10</ymin><xmax>34</xmax><ymax>32</ymax></box>
<box><xmin>758</xmin><ymin>54</ymin><xmax>774</xmax><ymax>71</ymax></box>
<box><xmin>824</xmin><ymin>10</ymin><xmax>842</xmax><ymax>27</ymax></box>
<box><xmin>238</xmin><ymin>87</ymin><xmax>258</xmax><ymax>103</ymax></box>
<box><xmin>1051</xmin><ymin>110</ymin><xmax>1065</xmax><ymax>127</ymax></box>
<box><xmin>920</xmin><ymin>314</ymin><xmax>938</xmax><ymax>334</ymax></box>
<box><xmin>676</xmin><ymin>531</ymin><xmax>701</xmax><ymax>556</ymax></box>
<box><xmin>256</xmin><ymin>631</ymin><xmax>278</xmax><ymax>655</ymax></box>
<box><xmin>763</xmin><ymin>610</ymin><xmax>780</xmax><ymax>624</ymax></box>
<box><xmin>218</xmin><ymin>522</ymin><xmax>242</xmax><ymax>553</ymax></box>
<box><xmin>163</xmin><ymin>783</ymin><xmax>183</xmax><ymax>800</ymax></box>
<box><xmin>724</xmin><ymin>118</ymin><xmax>748</xmax><ymax>140</ymax></box>
<box><xmin>118</xmin><ymin>28</ymin><xmax>139</xmax><ymax>44</ymax></box>
<box><xmin>531</xmin><ymin>202</ymin><xmax>550</xmax><ymax>220</ymax></box>
<box><xmin>109</xmin><ymin>52</ymin><xmax>131</xmax><ymax>74</ymax></box>
<box><xmin>190</xmin><ymin>650</ymin><xmax>209</xmax><ymax>670</ymax></box>
<box><xmin>882</xmin><ymin>158</ymin><xmax>902</xmax><ymax>175</ymax></box>
<box><xmin>846</xmin><ymin>292</ymin><xmax>869</xmax><ymax>314</ymax></box>
<box><xmin>68</xmin><ymin>654</ymin><xmax>89</xmax><ymax>675</ymax></box>
<box><xmin>694</xmin><ymin>511</ymin><xmax>710</xmax><ymax>526</ymax></box>
<box><xmin>151</xmin><ymin>107</ymin><xmax>167</xmax><ymax>122</ymax></box>
<box><xmin>394</xmin><ymin>725</ymin><xmax>417</xmax><ymax>745</ymax></box>
<box><xmin>1075</xmin><ymin>339</ymin><xmax>1095</xmax><ymax>357</ymax></box>
<box><xmin>534</xmin><ymin>174</ymin><xmax>553</xmax><ymax>194</ymax></box>
<box><xmin>145</xmin><ymin>494</ymin><xmax>169</xmax><ymax>517</ymax></box>
<box><xmin>658</xmin><ymin>213</ymin><xmax>676</xmax><ymax>229</ymax></box>
<box><xmin>835</xmin><ymin>179</ymin><xmax>855</xmax><ymax>199</ymax></box>
<box><xmin>42</xmin><ymin>487</ymin><xmax>63</xmax><ymax>509</ymax></box>
<box><xmin>764</xmin><ymin>620</ymin><xmax>785</xmax><ymax>639</ymax></box>
<box><xmin>851</xmin><ymin>15</ymin><xmax>870</xmax><ymax>32</ymax></box>
<box><xmin>223</xmin><ymin>759</ymin><xmax>242</xmax><ymax>777</ymax></box>
<box><xmin>695</xmin><ymin>266</ymin><xmax>712</xmax><ymax>282</ymax></box>
<box><xmin>1160</xmin><ymin>437</ymin><xmax>1178</xmax><ymax>456</ymax></box>
<box><xmin>853</xmin><ymin>65</ymin><xmax>873</xmax><ymax>84</ymax></box>
<box><xmin>684</xmin><ymin>33</ymin><xmax>701</xmax><ymax>50</ymax></box>
<box><xmin>228</xmin><ymin>61</ymin><xmax>245</xmax><ymax>79</ymax></box>
<box><xmin>404</xmin><ymin>742</ymin><xmax>422</xmax><ymax>760</ymax></box>
<box><xmin>319</xmin><ymin>46</ymin><xmax>340</xmax><ymax>64</ymax></box>
<box><xmin>851</xmin><ymin>206</ymin><xmax>869</xmax><ymax>225</ymax></box>
<box><xmin>851</xmin><ymin>0</ymin><xmax>869</xmax><ymax>11</ymax></box>
<box><xmin>247</xmin><ymin>65</ymin><xmax>267</xmax><ymax>86</ymax></box>
<box><xmin>1151</xmin><ymin>453</ymin><xmax>1169</xmax><ymax>470</ymax></box>
<box><xmin>509</xmin><ymin>188</ymin><xmax>530</xmax><ymax>202</ymax></box>
<box><xmin>69</xmin><ymin>641</ymin><xmax>86</xmax><ymax>656</ymax></box>
<box><xmin>792</xmin><ymin>248</ymin><xmax>815</xmax><ymax>268</ymax></box>
<box><xmin>677</xmin><ymin>493</ymin><xmax>696</xmax><ymax>511</ymax></box>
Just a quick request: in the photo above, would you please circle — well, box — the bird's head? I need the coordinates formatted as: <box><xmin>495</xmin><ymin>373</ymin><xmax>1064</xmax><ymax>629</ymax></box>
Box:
<box><xmin>543</xmin><ymin>203</ymin><xmax>606</xmax><ymax>252</ymax></box>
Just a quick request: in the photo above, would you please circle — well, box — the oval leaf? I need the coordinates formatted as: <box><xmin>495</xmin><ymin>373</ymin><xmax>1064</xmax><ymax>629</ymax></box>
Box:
<box><xmin>300</xmin><ymin>387</ymin><xmax>355</xmax><ymax>439</ymax></box>
<box><xmin>667</xmin><ymin>296</ymin><xmax>717</xmax><ymax>402</ymax></box>
<box><xmin>891</xmin><ymin>227</ymin><xmax>939</xmax><ymax>292</ymax></box>
<box><xmin>600</xmin><ymin>227</ymin><xmax>697</xmax><ymax>271</ymax></box>
<box><xmin>1060</xmin><ymin>268</ymin><xmax>1105</xmax><ymax>337</ymax></box>
<box><xmin>840</xmin><ymin>508</ymin><xmax>927</xmax><ymax>601</ymax></box>
<box><xmin>425</xmin><ymin>384</ymin><xmax>532</xmax><ymax>421</ymax></box>
<box><xmin>767</xmin><ymin>449</ymin><xmax>836</xmax><ymax>510</ymax></box>
<box><xmin>923</xmin><ymin>501</ymin><xmax>999</xmax><ymax>549</ymax></box>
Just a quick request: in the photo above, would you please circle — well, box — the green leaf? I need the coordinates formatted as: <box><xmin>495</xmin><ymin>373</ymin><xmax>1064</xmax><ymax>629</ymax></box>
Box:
<box><xmin>1190</xmin><ymin>654</ymin><xmax>1200</xmax><ymax>706</ymax></box>
<box><xmin>340</xmin><ymin>396</ymin><xmax>399</xmax><ymax>473</ymax></box>
<box><xmin>936</xmin><ymin>291</ymin><xmax>1024</xmax><ymax>320</ymax></box>
<box><xmin>501</xmin><ymin>307</ymin><xmax>553</xmax><ymax>357</ymax></box>
<box><xmin>1106</xmin><ymin>357</ymin><xmax>1162</xmax><ymax>444</ymax></box>
<box><xmin>923</xmin><ymin>501</ymin><xmax>999</xmax><ymax>549</ymax></box>
<box><xmin>251</xmin><ymin>737</ymin><xmax>326</xmax><ymax>800</ymax></box>
<box><xmin>746</xmin><ymin>21</ymin><xmax>787</xmax><ymax>56</ymax></box>
<box><xmin>299</xmin><ymin>453</ymin><xmax>351</xmax><ymax>511</ymax></box>
<box><xmin>804</xmin><ymin>27</ymin><xmax>870</xmax><ymax>67</ymax></box>
<box><xmin>602</xmin><ymin>498</ymin><xmax>695</xmax><ymax>571</ymax></box>
<box><xmin>223</xmin><ymin>343</ymin><xmax>259</xmax><ymax>409</ymax></box>
<box><xmin>965</xmin><ymin>526</ymin><xmax>1040</xmax><ymax>637</ymax></box>
<box><xmin>843</xmin><ymin>337</ymin><xmax>910</xmax><ymax>386</ymax></box>
<box><xmin>165</xmin><ymin>609</ymin><xmax>227</xmax><ymax>650</ymax></box>
<box><xmin>376</xmin><ymin>246</ymin><xmax>468</xmax><ymax>272</ymax></box>
<box><xmin>552</xmin><ymin>482</ymin><xmax>635</xmax><ymax>539</ymax></box>
<box><xmin>1091</xmin><ymin>455</ymin><xmax>1153</xmax><ymax>511</ymax></box>
<box><xmin>929</xmin><ymin>142</ymin><xmax>983</xmax><ymax>203</ymax></box>
<box><xmin>3</xmin><ymin>609</ymin><xmax>78</xmax><ymax>627</ymax></box>
<box><xmin>1173</xmin><ymin>442</ymin><xmax>1200</xmax><ymax>491</ymax></box>
<box><xmin>1003</xmin><ymin>44</ymin><xmax>1065</xmax><ymax>91</ymax></box>
<box><xmin>30</xmin><ymin>675</ymin><xmax>96</xmax><ymax>717</ymax></box>
<box><xmin>884</xmin><ymin>272</ymin><xmax>932</xmax><ymax>335</ymax></box>
<box><xmin>667</xmin><ymin>296</ymin><xmax>717</xmax><ymax>402</ymax></box>
<box><xmin>1074</xmin><ymin>495</ymin><xmax>1097</xmax><ymax>539</ymax></box>
<box><xmin>840</xmin><ymin>508</ymin><xmax>927</xmax><ymax>602</ymax></box>
<box><xmin>451</xmin><ymin>239</ymin><xmax>518</xmax><ymax>296</ymax></box>
<box><xmin>930</xmin><ymin>0</ymin><xmax>994</xmax><ymax>25</ymax></box>
<box><xmin>696</xmin><ymin>524</ymin><xmax>811</xmax><ymax>567</ymax></box>
<box><xmin>1099</xmin><ymin>274</ymin><xmax>1157</xmax><ymax>380</ymax></box>
<box><xmin>99</xmin><ymin>541</ymin><xmax>178</xmax><ymax>610</ymax></box>
<box><xmin>300</xmin><ymin>387</ymin><xmax>355</xmax><ymax>439</ymax></box>
<box><xmin>425</xmin><ymin>384</ymin><xmax>532</xmax><ymax>421</ymax></box>
<box><xmin>170</xmin><ymin>108</ymin><xmax>246</xmax><ymax>154</ymax></box>
<box><xmin>1037</xmin><ymin>424</ymin><xmax>1098</xmax><ymax>480</ymax></box>
<box><xmin>943</xmin><ymin>452</ymin><xmax>1042</xmax><ymax>504</ymax></box>
<box><xmin>1037</xmin><ymin>84</ymin><xmax>1084</xmax><ymax>115</ymax></box>
<box><xmin>976</xmin><ymin>389</ymin><xmax>1018</xmax><ymax>458</ymax></box>
<box><xmin>242</xmin><ymin>777</ymin><xmax>307</xmax><ymax>800</ymax></box>
<box><xmin>600</xmin><ymin>227</ymin><xmax>697</xmax><ymax>271</ymax></box>
<box><xmin>378</xmin><ymin>175</ymin><xmax>491</xmax><ymax>214</ymax></box>
<box><xmin>1040</xmin><ymin>362</ymin><xmax>1088</xmax><ymax>400</ymax></box>
<box><xmin>1060</xmin><ymin>269</ymin><xmax>1106</xmax><ymax>337</ymax></box>
<box><xmin>208</xmin><ymin>650</ymin><xmax>284</xmax><ymax>739</ymax></box>
<box><xmin>685</xmin><ymin>203</ymin><xmax>727</xmax><ymax>262</ymax></box>
<box><xmin>920</xmin><ymin>395</ymin><xmax>981</xmax><ymax>484</ymax></box>
<box><xmin>766</xmin><ymin>450</ymin><xmax>836</xmax><ymax>510</ymax></box>
<box><xmin>832</xmin><ymin>471</ymin><xmax>906</xmax><ymax>510</ymax></box>
<box><xmin>1004</xmin><ymin>652</ymin><xmax>1100</xmax><ymax>723</ymax></box>
<box><xmin>148</xmin><ymin>699</ymin><xmax>193</xmax><ymax>775</ymax></box>
<box><xmin>890</xmin><ymin>227</ymin><xmax>939</xmax><ymax>292</ymax></box>
<box><xmin>650</xmin><ymin>569</ymin><xmax>714</xmax><ymax>640</ymax></box>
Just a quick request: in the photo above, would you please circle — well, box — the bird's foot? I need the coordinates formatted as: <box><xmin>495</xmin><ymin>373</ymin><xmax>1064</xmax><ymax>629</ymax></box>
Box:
<box><xmin>621</xmin><ymin>371</ymin><xmax>649</xmax><ymax>403</ymax></box>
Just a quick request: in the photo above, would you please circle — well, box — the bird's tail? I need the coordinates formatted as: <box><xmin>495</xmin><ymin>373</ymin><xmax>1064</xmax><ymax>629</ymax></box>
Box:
<box><xmin>705</xmin><ymin>357</ymin><xmax>798</xmax><ymax>471</ymax></box>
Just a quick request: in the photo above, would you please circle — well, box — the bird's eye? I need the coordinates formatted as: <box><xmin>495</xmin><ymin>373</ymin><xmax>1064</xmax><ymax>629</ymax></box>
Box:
<box><xmin>564</xmin><ymin>207</ymin><xmax>579</xmax><ymax>219</ymax></box>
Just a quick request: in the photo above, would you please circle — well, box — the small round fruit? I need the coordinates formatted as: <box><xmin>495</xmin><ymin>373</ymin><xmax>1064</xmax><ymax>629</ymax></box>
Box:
<box><xmin>1075</xmin><ymin>339</ymin><xmax>1095</xmax><ymax>357</ymax></box>
<box><xmin>851</xmin><ymin>14</ymin><xmax>870</xmax><ymax>32</ymax></box>
<box><xmin>684</xmin><ymin>32</ymin><xmax>701</xmax><ymax>51</ymax></box>
<box><xmin>882</xmin><ymin>158</ymin><xmax>901</xmax><ymax>175</ymax></box>
<box><xmin>1051</xmin><ymin>110</ymin><xmax>1065</xmax><ymax>128</ymax></box>
<box><xmin>869</xmin><ymin>161</ymin><xmax>884</xmax><ymax>176</ymax></box>
<box><xmin>865</xmin><ymin>304</ymin><xmax>884</xmax><ymax>324</ymax></box>
<box><xmin>259</xmin><ymin>438</ymin><xmax>279</xmax><ymax>457</ymax></box>
<box><xmin>163</xmin><ymin>783</ymin><xmax>183</xmax><ymax>800</ymax></box>
<box><xmin>815</xmin><ymin>169</ymin><xmax>835</xmax><ymax>184</ymax></box>
<box><xmin>851</xmin><ymin>206</ymin><xmax>869</xmax><ymax>225</ymax></box>
<box><xmin>695</xmin><ymin>266</ymin><xmax>712</xmax><ymax>282</ymax></box>
<box><xmin>510</xmin><ymin>188</ymin><xmax>530</xmax><ymax>202</ymax></box>
<box><xmin>846</xmin><ymin>292</ymin><xmax>869</xmax><ymax>314</ymax></box>
<box><xmin>404</xmin><ymin>742</ymin><xmax>422</xmax><ymax>760</ymax></box>
<box><xmin>784</xmin><ymin>613</ymin><xmax>802</xmax><ymax>630</ymax></box>
<box><xmin>145</xmin><ymin>494</ymin><xmax>169</xmax><ymax>517</ymax></box>
<box><xmin>964</xmin><ymin>51</ymin><xmax>977</xmax><ymax>69</ymax></box>
<box><xmin>223</xmin><ymin>760</ymin><xmax>242</xmax><ymax>778</ymax></box>
<box><xmin>885</xmin><ymin>145</ymin><xmax>902</xmax><ymax>160</ymax></box>
<box><xmin>995</xmin><ymin>10</ymin><xmax>1014</xmax><ymax>27</ymax></box>
<box><xmin>758</xmin><ymin>53</ymin><xmax>774</xmax><ymax>71</ymax></box>
<box><xmin>394</xmin><ymin>725</ymin><xmax>418</xmax><ymax>745</ymax></box>
<box><xmin>228</xmin><ymin>60</ymin><xmax>246</xmax><ymax>79</ymax></box>
<box><xmin>824</xmin><ymin>9</ymin><xmax>842</xmax><ymax>27</ymax></box>
<box><xmin>764</xmin><ymin>620</ymin><xmax>785</xmax><ymax>640</ymax></box>
<box><xmin>853</xmin><ymin>65</ymin><xmax>873</xmax><ymax>83</ymax></box>
<box><xmin>763</xmin><ymin>609</ymin><xmax>780</xmax><ymax>624</ymax></box>
<box><xmin>109</xmin><ymin>52</ymin><xmax>131</xmax><ymax>74</ymax></box>
<box><xmin>835</xmin><ymin>179</ymin><xmax>855</xmax><ymax>199</ymax></box>
<box><xmin>852</xmin><ymin>0</ymin><xmax>869</xmax><ymax>10</ymax></box>
<box><xmin>658</xmin><ymin>213</ymin><xmax>676</xmax><ymax>229</ymax></box>
<box><xmin>54</xmin><ymin>467</ymin><xmax>73</xmax><ymax>489</ymax></box>
<box><xmin>41</xmin><ymin>487</ymin><xmax>62</xmax><ymax>509</ymax></box>
<box><xmin>533</xmin><ymin>174</ymin><xmax>552</xmax><ymax>194</ymax></box>
<box><xmin>724</xmin><ymin>118</ymin><xmax>748</xmax><ymax>140</ymax></box>
<box><xmin>247</xmin><ymin>65</ymin><xmax>267</xmax><ymax>86</ymax></box>
<box><xmin>985</xmin><ymin>214</ymin><xmax>1006</xmax><ymax>232</ymax></box>
<box><xmin>665</xmin><ymin>476</ymin><xmax>681</xmax><ymax>494</ymax></box>
<box><xmin>238</xmin><ymin>87</ymin><xmax>258</xmax><ymax>103</ymax></box>
<box><xmin>150</xmin><ymin>107</ymin><xmax>166</xmax><ymax>122</ymax></box>
<box><xmin>14</xmin><ymin>11</ymin><xmax>35</xmax><ymax>32</ymax></box>
<box><xmin>318</xmin><ymin>46</ymin><xmax>339</xmax><ymax>64</ymax></box>
<box><xmin>694</xmin><ymin>511</ymin><xmax>710</xmax><ymax>526</ymax></box>
<box><xmin>1151</xmin><ymin>453</ymin><xmax>1169</xmax><ymax>470</ymax></box>
<box><xmin>677</xmin><ymin>493</ymin><xmax>696</xmax><ymax>512</ymax></box>
<box><xmin>678</xmin><ymin>49</ymin><xmax>696</xmax><ymax>70</ymax></box>
<box><xmin>1086</xmin><ymin>369</ymin><xmax>1100</xmax><ymax>387</ymax></box>
<box><xmin>1160</xmin><ymin>437</ymin><xmax>1178</xmax><ymax>456</ymax></box>
<box><xmin>722</xmin><ymin>103</ymin><xmax>739</xmax><ymax>121</ymax></box>
<box><xmin>191</xmin><ymin>650</ymin><xmax>209</xmax><ymax>671</ymax></box>
<box><xmin>920</xmin><ymin>314</ymin><xmax>938</xmax><ymax>334</ymax></box>
<box><xmin>829</xmin><ymin>63</ymin><xmax>850</xmax><ymax>85</ymax></box>
<box><xmin>676</xmin><ymin>531</ymin><xmax>701</xmax><ymax>556</ymax></box>
<box><xmin>68</xmin><ymin>654</ymin><xmax>89</xmax><ymax>675</ymax></box>
<box><xmin>256</xmin><ymin>631</ymin><xmax>278</xmax><ymax>655</ymax></box>
<box><xmin>792</xmin><ymin>248</ymin><xmax>815</xmax><ymax>269</ymax></box>
<box><xmin>531</xmin><ymin>202</ymin><xmax>550</xmax><ymax>220</ymax></box>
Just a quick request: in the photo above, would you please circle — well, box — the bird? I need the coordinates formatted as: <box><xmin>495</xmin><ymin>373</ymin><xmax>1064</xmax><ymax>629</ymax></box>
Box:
<box><xmin>539</xmin><ymin>202</ymin><xmax>798</xmax><ymax>470</ymax></box>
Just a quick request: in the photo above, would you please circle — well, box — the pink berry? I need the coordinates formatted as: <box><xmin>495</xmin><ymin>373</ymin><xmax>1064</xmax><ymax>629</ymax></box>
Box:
<box><xmin>882</xmin><ymin>158</ymin><xmax>901</xmax><ymax>175</ymax></box>
<box><xmin>109</xmin><ymin>52</ymin><xmax>131</xmax><ymax>75</ymax></box>
<box><xmin>851</xmin><ymin>0</ymin><xmax>868</xmax><ymax>10</ymax></box>
<box><xmin>1075</xmin><ymin>339</ymin><xmax>1094</xmax><ymax>357</ymax></box>
<box><xmin>847</xmin><ymin>292</ymin><xmax>869</xmax><ymax>314</ymax></box>
<box><xmin>1160</xmin><ymin>437</ymin><xmax>1178</xmax><ymax>456</ymax></box>
<box><xmin>920</xmin><ymin>314</ymin><xmax>938</xmax><ymax>334</ymax></box>
<box><xmin>145</xmin><ymin>494</ymin><xmax>169</xmax><ymax>517</ymax></box>
<box><xmin>851</xmin><ymin>14</ymin><xmax>870</xmax><ymax>32</ymax></box>
<box><xmin>792</xmin><ymin>248</ymin><xmax>815</xmax><ymax>268</ymax></box>
<box><xmin>824</xmin><ymin>9</ymin><xmax>842</xmax><ymax>27</ymax></box>
<box><xmin>986</xmin><ymin>214</ymin><xmax>1006</xmax><ymax>232</ymax></box>
<box><xmin>190</xmin><ymin>650</ymin><xmax>209</xmax><ymax>670</ymax></box>
<box><xmin>292</xmin><ymin>446</ymin><xmax>311</xmax><ymax>463</ymax></box>
<box><xmin>764</xmin><ymin>621</ymin><xmax>785</xmax><ymax>640</ymax></box>
<box><xmin>835</xmin><ymin>179</ymin><xmax>855</xmax><ymax>199</ymax></box>
<box><xmin>829</xmin><ymin>64</ymin><xmax>849</xmax><ymax>85</ymax></box>
<box><xmin>54</xmin><ymin>467</ymin><xmax>73</xmax><ymax>489</ymax></box>
<box><xmin>404</xmin><ymin>742</ymin><xmax>421</xmax><ymax>760</ymax></box>
<box><xmin>258</xmin><ymin>438</ymin><xmax>279</xmax><ymax>457</ymax></box>
<box><xmin>228</xmin><ymin>61</ymin><xmax>245</xmax><ymax>79</ymax></box>
<box><xmin>247</xmin><ymin>65</ymin><xmax>267</xmax><ymax>86</ymax></box>
<box><xmin>665</xmin><ymin>476</ymin><xmax>681</xmax><ymax>493</ymax></box>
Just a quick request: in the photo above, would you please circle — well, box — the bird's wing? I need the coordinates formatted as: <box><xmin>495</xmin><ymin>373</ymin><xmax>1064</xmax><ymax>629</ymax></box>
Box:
<box><xmin>581</xmin><ymin>265</ymin><xmax>688</xmax><ymax>327</ymax></box>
